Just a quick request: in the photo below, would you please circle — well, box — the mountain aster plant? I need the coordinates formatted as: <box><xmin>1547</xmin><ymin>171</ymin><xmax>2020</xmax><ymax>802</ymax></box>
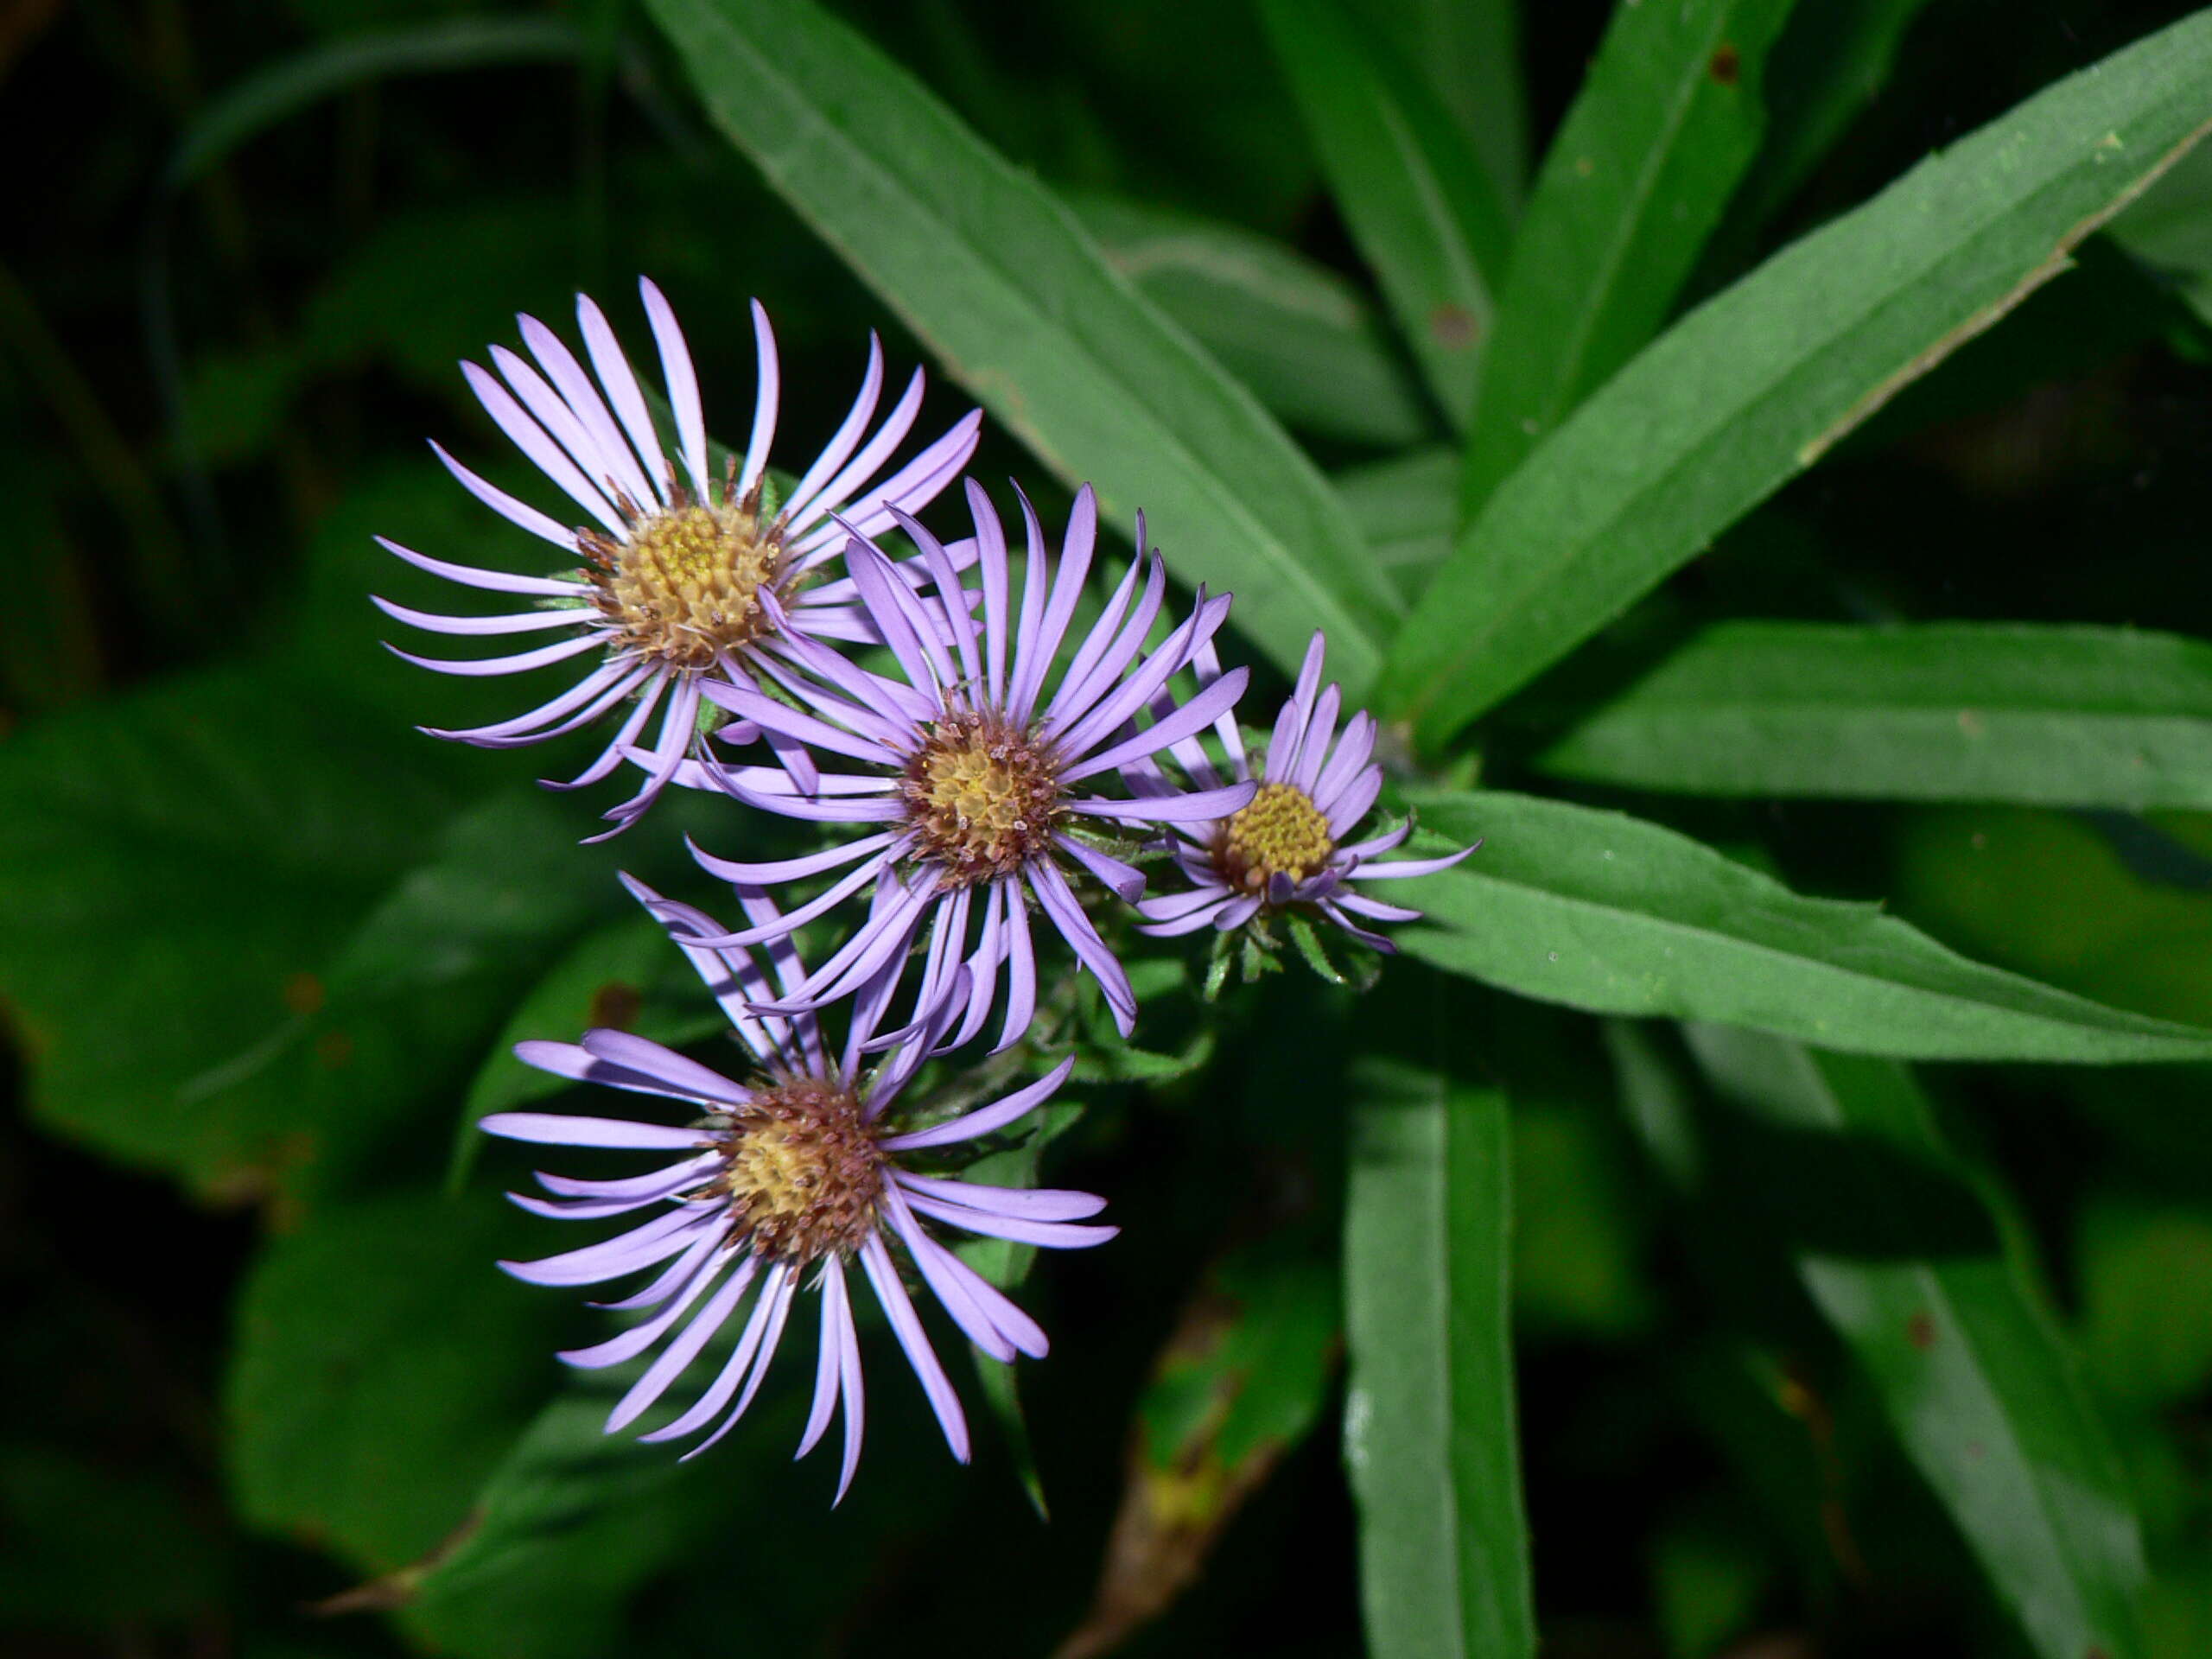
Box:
<box><xmin>375</xmin><ymin>278</ymin><xmax>980</xmax><ymax>835</ymax></box>
<box><xmin>669</xmin><ymin>479</ymin><xmax>1256</xmax><ymax>1050</ymax></box>
<box><xmin>480</xmin><ymin>880</ymin><xmax>1109</xmax><ymax>1500</ymax></box>
<box><xmin>1136</xmin><ymin>633</ymin><xmax>1476</xmax><ymax>963</ymax></box>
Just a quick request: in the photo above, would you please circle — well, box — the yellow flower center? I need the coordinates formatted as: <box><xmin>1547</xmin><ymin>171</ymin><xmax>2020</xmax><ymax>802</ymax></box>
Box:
<box><xmin>586</xmin><ymin>494</ymin><xmax>783</xmax><ymax>671</ymax></box>
<box><xmin>899</xmin><ymin>709</ymin><xmax>1062</xmax><ymax>887</ymax></box>
<box><xmin>710</xmin><ymin>1080</ymin><xmax>881</xmax><ymax>1261</ymax></box>
<box><xmin>1217</xmin><ymin>782</ymin><xmax>1334</xmax><ymax>893</ymax></box>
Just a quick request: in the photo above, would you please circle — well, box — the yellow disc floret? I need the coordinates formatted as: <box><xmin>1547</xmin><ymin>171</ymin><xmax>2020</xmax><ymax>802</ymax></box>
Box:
<box><xmin>1217</xmin><ymin>781</ymin><xmax>1335</xmax><ymax>894</ymax></box>
<box><xmin>710</xmin><ymin>1079</ymin><xmax>882</xmax><ymax>1261</ymax></box>
<box><xmin>583</xmin><ymin>476</ymin><xmax>784</xmax><ymax>670</ymax></box>
<box><xmin>899</xmin><ymin>709</ymin><xmax>1063</xmax><ymax>887</ymax></box>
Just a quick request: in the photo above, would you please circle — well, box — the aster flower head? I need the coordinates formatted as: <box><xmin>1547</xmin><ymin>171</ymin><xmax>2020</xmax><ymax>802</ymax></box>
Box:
<box><xmin>1135</xmin><ymin>632</ymin><xmax>1477</xmax><ymax>968</ymax></box>
<box><xmin>480</xmin><ymin>878</ymin><xmax>1109</xmax><ymax>1501</ymax></box>
<box><xmin>374</xmin><ymin>277</ymin><xmax>982</xmax><ymax>836</ymax></box>
<box><xmin>672</xmin><ymin>480</ymin><xmax>1257</xmax><ymax>1052</ymax></box>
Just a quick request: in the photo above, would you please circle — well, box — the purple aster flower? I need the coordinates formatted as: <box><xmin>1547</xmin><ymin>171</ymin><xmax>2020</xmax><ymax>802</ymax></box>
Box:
<box><xmin>666</xmin><ymin>480</ymin><xmax>1257</xmax><ymax>1052</ymax></box>
<box><xmin>480</xmin><ymin>877</ymin><xmax>1110</xmax><ymax>1500</ymax></box>
<box><xmin>1135</xmin><ymin>632</ymin><xmax>1476</xmax><ymax>953</ymax></box>
<box><xmin>373</xmin><ymin>277</ymin><xmax>982</xmax><ymax>836</ymax></box>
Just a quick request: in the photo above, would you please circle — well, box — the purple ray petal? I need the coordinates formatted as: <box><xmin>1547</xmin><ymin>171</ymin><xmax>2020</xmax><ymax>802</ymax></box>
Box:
<box><xmin>893</xmin><ymin>1170</ymin><xmax>1107</xmax><ymax>1222</ymax></box>
<box><xmin>607</xmin><ymin>1254</ymin><xmax>759</xmax><ymax>1431</ymax></box>
<box><xmin>577</xmin><ymin>1028</ymin><xmax>751</xmax><ymax>1106</ymax></box>
<box><xmin>785</xmin><ymin>334</ymin><xmax>885</xmax><ymax>523</ymax></box>
<box><xmin>558</xmin><ymin>1235</ymin><xmax>731</xmax><ymax>1368</ymax></box>
<box><xmin>1053</xmin><ymin>833</ymin><xmax>1146</xmax><ymax>904</ymax></box>
<box><xmin>373</xmin><ymin>594</ymin><xmax>587</xmax><ymax>637</ymax></box>
<box><xmin>386</xmin><ymin>630</ymin><xmax>605</xmax><ymax>678</ymax></box>
<box><xmin>737</xmin><ymin>299</ymin><xmax>779</xmax><ymax>498</ymax></box>
<box><xmin>576</xmin><ymin>290</ymin><xmax>672</xmax><ymax>506</ymax></box>
<box><xmin>900</xmin><ymin>1190</ymin><xmax>1117</xmax><ymax>1249</ymax></box>
<box><xmin>429</xmin><ymin>442</ymin><xmax>583</xmax><ymax>550</ymax></box>
<box><xmin>877</xmin><ymin>1056</ymin><xmax>1073</xmax><ymax>1152</ymax></box>
<box><xmin>861</xmin><ymin>1234</ymin><xmax>969</xmax><ymax>1464</ymax></box>
<box><xmin>378</xmin><ymin>536</ymin><xmax>585</xmax><ymax>595</ymax></box>
<box><xmin>640</xmin><ymin>276</ymin><xmax>709</xmax><ymax>499</ymax></box>
<box><xmin>480</xmin><ymin>1109</ymin><xmax>712</xmax><ymax>1150</ymax></box>
<box><xmin>462</xmin><ymin>359</ymin><xmax>624</xmax><ymax>534</ymax></box>
<box><xmin>1069</xmin><ymin>779</ymin><xmax>1255</xmax><ymax>824</ymax></box>
<box><xmin>499</xmin><ymin>1205</ymin><xmax>711</xmax><ymax>1287</ymax></box>
<box><xmin>1060</xmin><ymin>665</ymin><xmax>1249</xmax><ymax>784</ymax></box>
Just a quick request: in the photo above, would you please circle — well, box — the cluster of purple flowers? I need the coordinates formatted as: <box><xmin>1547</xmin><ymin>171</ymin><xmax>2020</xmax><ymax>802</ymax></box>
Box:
<box><xmin>379</xmin><ymin>281</ymin><xmax>1471</xmax><ymax>1495</ymax></box>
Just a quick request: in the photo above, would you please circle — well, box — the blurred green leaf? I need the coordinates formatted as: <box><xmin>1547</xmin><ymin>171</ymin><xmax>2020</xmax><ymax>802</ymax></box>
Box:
<box><xmin>1260</xmin><ymin>0</ymin><xmax>1508</xmax><ymax>429</ymax></box>
<box><xmin>1896</xmin><ymin>807</ymin><xmax>2212</xmax><ymax>1029</ymax></box>
<box><xmin>1721</xmin><ymin>0</ymin><xmax>1937</xmax><ymax>243</ymax></box>
<box><xmin>1396</xmin><ymin>790</ymin><xmax>2212</xmax><ymax>1061</ymax></box>
<box><xmin>1069</xmin><ymin>191</ymin><xmax>1430</xmax><ymax>448</ymax></box>
<box><xmin>226</xmin><ymin>1190</ymin><xmax>566</xmax><ymax>1572</ymax></box>
<box><xmin>1343</xmin><ymin>0</ymin><xmax>1526</xmax><ymax>210</ymax></box>
<box><xmin>2111</xmin><ymin>133</ymin><xmax>2212</xmax><ymax>328</ymax></box>
<box><xmin>168</xmin><ymin>16</ymin><xmax>590</xmax><ymax>187</ymax></box>
<box><xmin>194</xmin><ymin>789</ymin><xmax>630</xmax><ymax>1203</ymax></box>
<box><xmin>1378</xmin><ymin>10</ymin><xmax>2212</xmax><ymax>750</ymax></box>
<box><xmin>2077</xmin><ymin>1198</ymin><xmax>2212</xmax><ymax>1412</ymax></box>
<box><xmin>446</xmin><ymin>914</ymin><xmax>725</xmax><ymax>1190</ymax></box>
<box><xmin>0</xmin><ymin>668</ymin><xmax>463</xmax><ymax>1197</ymax></box>
<box><xmin>1650</xmin><ymin>1498</ymin><xmax>1769</xmax><ymax>1659</ymax></box>
<box><xmin>1332</xmin><ymin>446</ymin><xmax>1456</xmax><ymax>601</ymax></box>
<box><xmin>0</xmin><ymin>1446</ymin><xmax>228</xmax><ymax>1629</ymax></box>
<box><xmin>400</xmin><ymin>1307</ymin><xmax>936</xmax><ymax>1657</ymax></box>
<box><xmin>1460</xmin><ymin>0</ymin><xmax>1799</xmax><ymax>512</ymax></box>
<box><xmin>1510</xmin><ymin>1100</ymin><xmax>1652</xmax><ymax>1339</ymax></box>
<box><xmin>649</xmin><ymin>0</ymin><xmax>1401</xmax><ymax>691</ymax></box>
<box><xmin>1061</xmin><ymin>1230</ymin><xmax>1338</xmax><ymax>1656</ymax></box>
<box><xmin>1537</xmin><ymin>621</ymin><xmax>2212</xmax><ymax>810</ymax></box>
<box><xmin>1343</xmin><ymin>998</ymin><xmax>1535</xmax><ymax>1659</ymax></box>
<box><xmin>1682</xmin><ymin>1026</ymin><xmax>2149</xmax><ymax>1659</ymax></box>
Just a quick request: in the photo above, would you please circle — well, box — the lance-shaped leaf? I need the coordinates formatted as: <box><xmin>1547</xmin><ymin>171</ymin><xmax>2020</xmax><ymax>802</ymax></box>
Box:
<box><xmin>1260</xmin><ymin>0</ymin><xmax>1509</xmax><ymax>429</ymax></box>
<box><xmin>1334</xmin><ymin>446</ymin><xmax>1458</xmax><ymax>601</ymax></box>
<box><xmin>1070</xmin><ymin>193</ymin><xmax>1430</xmax><ymax>448</ymax></box>
<box><xmin>1718</xmin><ymin>0</ymin><xmax>1940</xmax><ymax>249</ymax></box>
<box><xmin>1344</xmin><ymin>988</ymin><xmax>1535</xmax><ymax>1659</ymax></box>
<box><xmin>1345</xmin><ymin>0</ymin><xmax>1528</xmax><ymax>210</ymax></box>
<box><xmin>1459</xmin><ymin>0</ymin><xmax>1802</xmax><ymax>512</ymax></box>
<box><xmin>1395</xmin><ymin>790</ymin><xmax>2212</xmax><ymax>1063</ymax></box>
<box><xmin>1378</xmin><ymin>10</ymin><xmax>2212</xmax><ymax>749</ymax></box>
<box><xmin>646</xmin><ymin>0</ymin><xmax>1400</xmax><ymax>691</ymax></box>
<box><xmin>1680</xmin><ymin>1025</ymin><xmax>2149</xmax><ymax>1659</ymax></box>
<box><xmin>1537</xmin><ymin>621</ymin><xmax>2212</xmax><ymax>809</ymax></box>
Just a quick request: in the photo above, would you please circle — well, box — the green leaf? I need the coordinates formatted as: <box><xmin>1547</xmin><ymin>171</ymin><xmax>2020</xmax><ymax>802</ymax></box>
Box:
<box><xmin>1333</xmin><ymin>446</ymin><xmax>1457</xmax><ymax>601</ymax></box>
<box><xmin>2111</xmin><ymin>133</ymin><xmax>2212</xmax><ymax>329</ymax></box>
<box><xmin>1379</xmin><ymin>11</ymin><xmax>2212</xmax><ymax>749</ymax></box>
<box><xmin>0</xmin><ymin>668</ymin><xmax>465</xmax><ymax>1197</ymax></box>
<box><xmin>1460</xmin><ymin>0</ymin><xmax>1801</xmax><ymax>512</ymax></box>
<box><xmin>648</xmin><ymin>0</ymin><xmax>1401</xmax><ymax>690</ymax></box>
<box><xmin>226</xmin><ymin>1191</ymin><xmax>567</xmax><ymax>1573</ymax></box>
<box><xmin>1342</xmin><ymin>0</ymin><xmax>1528</xmax><ymax>210</ymax></box>
<box><xmin>1344</xmin><ymin>985</ymin><xmax>1535</xmax><ymax>1659</ymax></box>
<box><xmin>1536</xmin><ymin>621</ymin><xmax>2212</xmax><ymax>809</ymax></box>
<box><xmin>401</xmin><ymin>1367</ymin><xmax>780</xmax><ymax>1659</ymax></box>
<box><xmin>1395</xmin><ymin>790</ymin><xmax>2212</xmax><ymax>1062</ymax></box>
<box><xmin>1720</xmin><ymin>0</ymin><xmax>1939</xmax><ymax>245</ymax></box>
<box><xmin>168</xmin><ymin>16</ymin><xmax>591</xmax><ymax>188</ymax></box>
<box><xmin>1681</xmin><ymin>1025</ymin><xmax>2150</xmax><ymax>1659</ymax></box>
<box><xmin>446</xmin><ymin>914</ymin><xmax>728</xmax><ymax>1193</ymax></box>
<box><xmin>1260</xmin><ymin>0</ymin><xmax>1508</xmax><ymax>428</ymax></box>
<box><xmin>1068</xmin><ymin>192</ymin><xmax>1430</xmax><ymax>448</ymax></box>
<box><xmin>2077</xmin><ymin>1198</ymin><xmax>2212</xmax><ymax>1412</ymax></box>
